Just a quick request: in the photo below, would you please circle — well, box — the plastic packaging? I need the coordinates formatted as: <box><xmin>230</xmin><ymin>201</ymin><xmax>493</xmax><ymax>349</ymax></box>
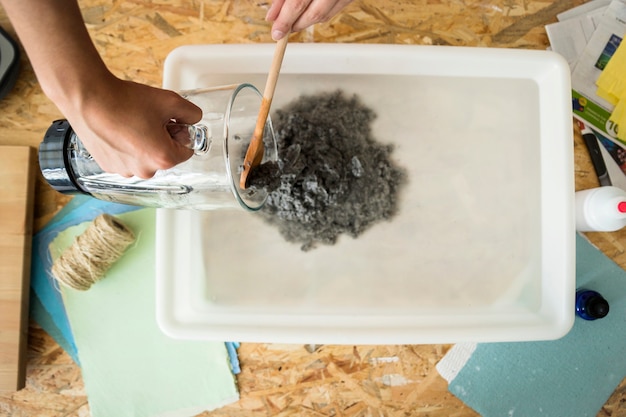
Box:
<box><xmin>575</xmin><ymin>186</ymin><xmax>626</xmax><ymax>232</ymax></box>
<box><xmin>575</xmin><ymin>289</ymin><xmax>609</xmax><ymax>320</ymax></box>
<box><xmin>156</xmin><ymin>44</ymin><xmax>575</xmax><ymax>344</ymax></box>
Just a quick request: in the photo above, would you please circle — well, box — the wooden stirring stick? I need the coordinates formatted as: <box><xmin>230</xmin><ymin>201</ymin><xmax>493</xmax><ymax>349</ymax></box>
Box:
<box><xmin>240</xmin><ymin>34</ymin><xmax>289</xmax><ymax>189</ymax></box>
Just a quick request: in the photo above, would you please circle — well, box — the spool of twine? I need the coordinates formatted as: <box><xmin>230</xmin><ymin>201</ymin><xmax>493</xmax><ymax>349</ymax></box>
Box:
<box><xmin>51</xmin><ymin>214</ymin><xmax>136</xmax><ymax>291</ymax></box>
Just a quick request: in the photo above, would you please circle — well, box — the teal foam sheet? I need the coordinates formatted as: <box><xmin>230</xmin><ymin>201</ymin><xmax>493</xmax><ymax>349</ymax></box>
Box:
<box><xmin>437</xmin><ymin>234</ymin><xmax>626</xmax><ymax>417</ymax></box>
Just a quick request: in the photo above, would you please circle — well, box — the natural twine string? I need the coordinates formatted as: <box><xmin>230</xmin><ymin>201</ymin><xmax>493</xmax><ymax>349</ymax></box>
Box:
<box><xmin>51</xmin><ymin>214</ymin><xmax>136</xmax><ymax>291</ymax></box>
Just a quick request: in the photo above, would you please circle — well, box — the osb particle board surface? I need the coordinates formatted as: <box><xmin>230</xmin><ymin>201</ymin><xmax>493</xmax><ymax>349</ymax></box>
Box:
<box><xmin>2</xmin><ymin>0</ymin><xmax>626</xmax><ymax>416</ymax></box>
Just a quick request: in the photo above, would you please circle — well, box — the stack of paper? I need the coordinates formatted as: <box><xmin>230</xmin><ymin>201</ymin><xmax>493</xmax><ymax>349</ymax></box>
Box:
<box><xmin>547</xmin><ymin>0</ymin><xmax>625</xmax><ymax>138</ymax></box>
<box><xmin>31</xmin><ymin>197</ymin><xmax>241</xmax><ymax>417</ymax></box>
<box><xmin>50</xmin><ymin>209</ymin><xmax>239</xmax><ymax>417</ymax></box>
<box><xmin>546</xmin><ymin>0</ymin><xmax>626</xmax><ymax>177</ymax></box>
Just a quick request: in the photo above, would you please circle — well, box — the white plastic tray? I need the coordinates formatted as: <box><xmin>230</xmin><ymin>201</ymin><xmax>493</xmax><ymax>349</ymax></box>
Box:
<box><xmin>156</xmin><ymin>44</ymin><xmax>575</xmax><ymax>344</ymax></box>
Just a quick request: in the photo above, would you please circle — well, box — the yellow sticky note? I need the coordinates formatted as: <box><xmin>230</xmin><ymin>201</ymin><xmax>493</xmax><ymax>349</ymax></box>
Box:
<box><xmin>597</xmin><ymin>85</ymin><xmax>620</xmax><ymax>106</ymax></box>
<box><xmin>596</xmin><ymin>35</ymin><xmax>626</xmax><ymax>141</ymax></box>
<box><xmin>596</xmin><ymin>37</ymin><xmax>626</xmax><ymax>100</ymax></box>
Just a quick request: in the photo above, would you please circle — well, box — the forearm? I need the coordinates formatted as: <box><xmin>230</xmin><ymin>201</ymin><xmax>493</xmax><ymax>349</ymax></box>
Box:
<box><xmin>0</xmin><ymin>0</ymin><xmax>113</xmax><ymax>109</ymax></box>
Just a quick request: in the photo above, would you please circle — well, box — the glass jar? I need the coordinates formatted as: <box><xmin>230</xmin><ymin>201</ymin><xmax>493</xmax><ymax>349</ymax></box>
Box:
<box><xmin>39</xmin><ymin>83</ymin><xmax>278</xmax><ymax>211</ymax></box>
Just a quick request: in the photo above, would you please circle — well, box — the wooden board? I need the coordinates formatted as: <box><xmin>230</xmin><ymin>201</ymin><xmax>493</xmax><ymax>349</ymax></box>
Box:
<box><xmin>0</xmin><ymin>146</ymin><xmax>36</xmax><ymax>392</ymax></box>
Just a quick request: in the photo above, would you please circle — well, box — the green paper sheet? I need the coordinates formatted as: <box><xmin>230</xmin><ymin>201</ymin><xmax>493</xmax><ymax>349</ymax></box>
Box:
<box><xmin>50</xmin><ymin>209</ymin><xmax>238</xmax><ymax>417</ymax></box>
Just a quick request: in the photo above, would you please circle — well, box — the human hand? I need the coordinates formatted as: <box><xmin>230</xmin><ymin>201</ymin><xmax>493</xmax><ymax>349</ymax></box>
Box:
<box><xmin>0</xmin><ymin>0</ymin><xmax>200</xmax><ymax>179</ymax></box>
<box><xmin>61</xmin><ymin>75</ymin><xmax>202</xmax><ymax>178</ymax></box>
<box><xmin>265</xmin><ymin>0</ymin><xmax>354</xmax><ymax>40</ymax></box>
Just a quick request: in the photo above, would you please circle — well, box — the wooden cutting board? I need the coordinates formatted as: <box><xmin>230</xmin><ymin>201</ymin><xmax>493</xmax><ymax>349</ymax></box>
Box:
<box><xmin>0</xmin><ymin>146</ymin><xmax>36</xmax><ymax>392</ymax></box>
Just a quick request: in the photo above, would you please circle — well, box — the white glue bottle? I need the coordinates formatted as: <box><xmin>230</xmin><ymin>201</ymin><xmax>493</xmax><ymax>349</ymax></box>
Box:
<box><xmin>575</xmin><ymin>186</ymin><xmax>626</xmax><ymax>232</ymax></box>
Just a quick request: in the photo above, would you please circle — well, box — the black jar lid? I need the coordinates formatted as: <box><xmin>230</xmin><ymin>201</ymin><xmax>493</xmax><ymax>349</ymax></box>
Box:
<box><xmin>39</xmin><ymin>119</ymin><xmax>83</xmax><ymax>194</ymax></box>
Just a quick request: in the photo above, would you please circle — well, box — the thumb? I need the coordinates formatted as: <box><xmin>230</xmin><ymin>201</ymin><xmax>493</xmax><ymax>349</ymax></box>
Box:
<box><xmin>169</xmin><ymin>94</ymin><xmax>203</xmax><ymax>125</ymax></box>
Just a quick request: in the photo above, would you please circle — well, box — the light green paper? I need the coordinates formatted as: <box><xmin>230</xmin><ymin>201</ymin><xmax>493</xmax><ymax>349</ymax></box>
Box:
<box><xmin>51</xmin><ymin>209</ymin><xmax>238</xmax><ymax>417</ymax></box>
